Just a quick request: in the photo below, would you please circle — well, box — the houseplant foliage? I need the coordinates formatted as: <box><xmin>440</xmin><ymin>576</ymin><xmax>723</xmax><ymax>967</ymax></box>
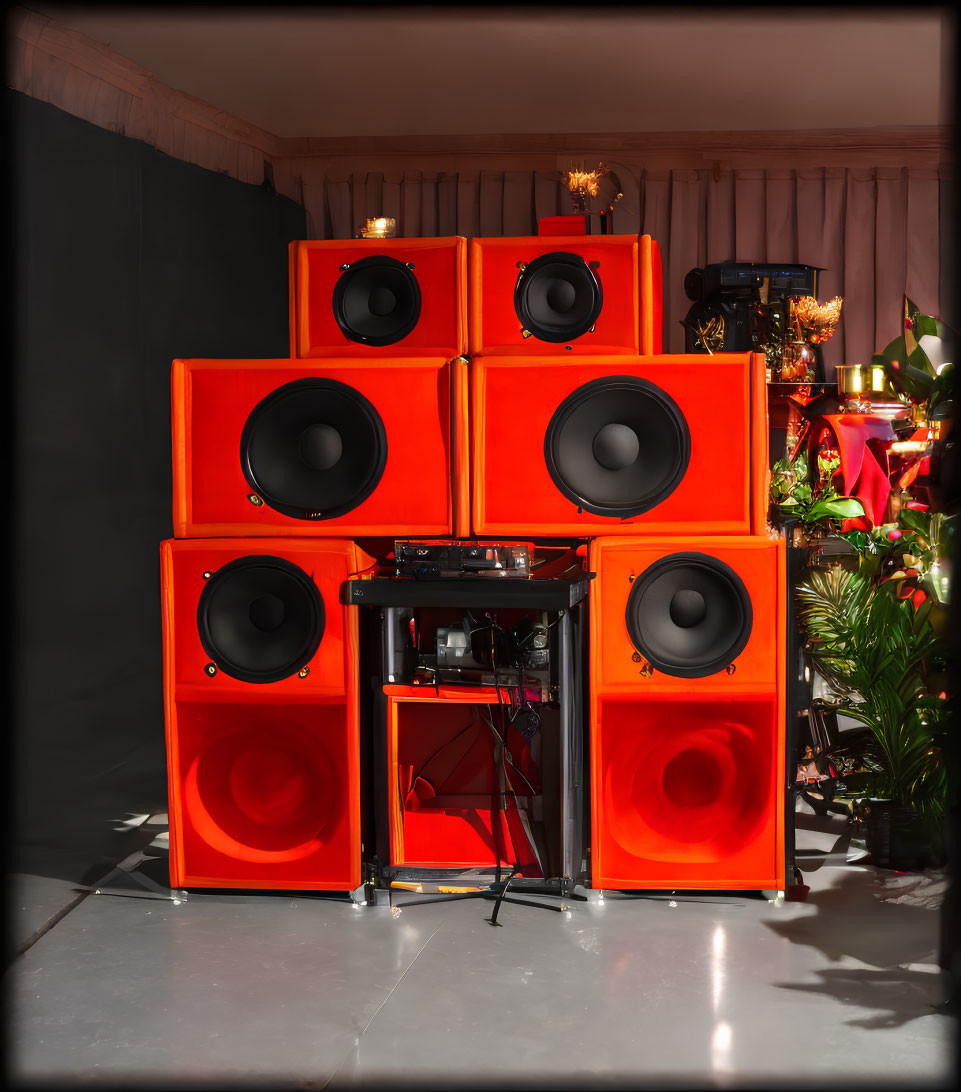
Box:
<box><xmin>872</xmin><ymin>296</ymin><xmax>955</xmax><ymax>415</ymax></box>
<box><xmin>777</xmin><ymin>297</ymin><xmax>955</xmax><ymax>867</ymax></box>
<box><xmin>770</xmin><ymin>449</ymin><xmax>864</xmax><ymax>544</ymax></box>
<box><xmin>796</xmin><ymin>566</ymin><xmax>949</xmax><ymax>838</ymax></box>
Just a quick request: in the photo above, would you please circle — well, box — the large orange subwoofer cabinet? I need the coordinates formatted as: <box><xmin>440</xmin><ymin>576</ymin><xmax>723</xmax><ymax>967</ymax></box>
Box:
<box><xmin>470</xmin><ymin>353</ymin><xmax>768</xmax><ymax>538</ymax></box>
<box><xmin>588</xmin><ymin>535</ymin><xmax>787</xmax><ymax>890</ymax></box>
<box><xmin>172</xmin><ymin>357</ymin><xmax>467</xmax><ymax>538</ymax></box>
<box><xmin>469</xmin><ymin>234</ymin><xmax>662</xmax><ymax>357</ymax></box>
<box><xmin>161</xmin><ymin>537</ymin><xmax>374</xmax><ymax>890</ymax></box>
<box><xmin>289</xmin><ymin>236</ymin><xmax>467</xmax><ymax>359</ymax></box>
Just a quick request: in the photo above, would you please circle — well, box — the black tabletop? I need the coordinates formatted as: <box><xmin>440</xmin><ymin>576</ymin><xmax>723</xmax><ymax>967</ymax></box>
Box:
<box><xmin>340</xmin><ymin>563</ymin><xmax>592</xmax><ymax>609</ymax></box>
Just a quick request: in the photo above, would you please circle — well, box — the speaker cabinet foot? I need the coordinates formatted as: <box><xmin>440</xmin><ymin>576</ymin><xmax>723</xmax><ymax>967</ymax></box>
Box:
<box><xmin>761</xmin><ymin>890</ymin><xmax>785</xmax><ymax>904</ymax></box>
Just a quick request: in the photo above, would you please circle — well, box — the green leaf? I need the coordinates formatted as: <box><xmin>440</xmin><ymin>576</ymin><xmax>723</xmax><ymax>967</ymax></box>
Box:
<box><xmin>898</xmin><ymin>508</ymin><xmax>931</xmax><ymax>538</ymax></box>
<box><xmin>817</xmin><ymin>497</ymin><xmax>866</xmax><ymax>519</ymax></box>
<box><xmin>914</xmin><ymin>313</ymin><xmax>939</xmax><ymax>338</ymax></box>
<box><xmin>907</xmin><ymin>343</ymin><xmax>936</xmax><ymax>378</ymax></box>
<box><xmin>873</xmin><ymin>339</ymin><xmax>906</xmax><ymax>367</ymax></box>
<box><xmin>839</xmin><ymin>530</ymin><xmax>875</xmax><ymax>554</ymax></box>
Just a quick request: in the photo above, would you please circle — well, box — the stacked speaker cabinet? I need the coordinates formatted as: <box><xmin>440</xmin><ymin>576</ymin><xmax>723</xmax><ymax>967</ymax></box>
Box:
<box><xmin>588</xmin><ymin>535</ymin><xmax>786</xmax><ymax>890</ymax></box>
<box><xmin>469</xmin><ymin>233</ymin><xmax>662</xmax><ymax>358</ymax></box>
<box><xmin>163</xmin><ymin>235</ymin><xmax>470</xmax><ymax>891</ymax></box>
<box><xmin>470</xmin><ymin>353</ymin><xmax>768</xmax><ymax>538</ymax></box>
<box><xmin>290</xmin><ymin>236</ymin><xmax>467</xmax><ymax>359</ymax></box>
<box><xmin>171</xmin><ymin>357</ymin><xmax>463</xmax><ymax>538</ymax></box>
<box><xmin>160</xmin><ymin>537</ymin><xmax>372</xmax><ymax>890</ymax></box>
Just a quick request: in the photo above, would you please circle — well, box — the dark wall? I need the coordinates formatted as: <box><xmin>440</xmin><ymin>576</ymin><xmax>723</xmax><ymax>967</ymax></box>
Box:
<box><xmin>10</xmin><ymin>90</ymin><xmax>307</xmax><ymax>883</ymax></box>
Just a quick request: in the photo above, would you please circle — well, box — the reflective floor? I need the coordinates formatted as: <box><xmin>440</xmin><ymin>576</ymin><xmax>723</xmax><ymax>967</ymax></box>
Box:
<box><xmin>6</xmin><ymin>806</ymin><xmax>956</xmax><ymax>1089</ymax></box>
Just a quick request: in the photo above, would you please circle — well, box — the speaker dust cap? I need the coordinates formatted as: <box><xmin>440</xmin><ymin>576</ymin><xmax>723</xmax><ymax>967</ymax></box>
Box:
<box><xmin>241</xmin><ymin>377</ymin><xmax>387</xmax><ymax>521</ymax></box>
<box><xmin>514</xmin><ymin>251</ymin><xmax>602</xmax><ymax>343</ymax></box>
<box><xmin>545</xmin><ymin>375</ymin><xmax>690</xmax><ymax>518</ymax></box>
<box><xmin>197</xmin><ymin>555</ymin><xmax>325</xmax><ymax>683</ymax></box>
<box><xmin>333</xmin><ymin>254</ymin><xmax>421</xmax><ymax>346</ymax></box>
<box><xmin>626</xmin><ymin>553</ymin><xmax>753</xmax><ymax>678</ymax></box>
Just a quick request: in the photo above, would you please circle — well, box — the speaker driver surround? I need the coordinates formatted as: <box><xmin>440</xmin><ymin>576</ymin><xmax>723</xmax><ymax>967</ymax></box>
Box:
<box><xmin>544</xmin><ymin>376</ymin><xmax>691</xmax><ymax>517</ymax></box>
<box><xmin>625</xmin><ymin>553</ymin><xmax>753</xmax><ymax>678</ymax></box>
<box><xmin>332</xmin><ymin>255</ymin><xmax>421</xmax><ymax>346</ymax></box>
<box><xmin>514</xmin><ymin>252</ymin><xmax>602</xmax><ymax>343</ymax></box>
<box><xmin>241</xmin><ymin>378</ymin><xmax>387</xmax><ymax>521</ymax></box>
<box><xmin>197</xmin><ymin>555</ymin><xmax>325</xmax><ymax>684</ymax></box>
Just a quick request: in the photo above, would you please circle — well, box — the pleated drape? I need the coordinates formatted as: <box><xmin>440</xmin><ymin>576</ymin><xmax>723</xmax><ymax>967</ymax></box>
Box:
<box><xmin>301</xmin><ymin>166</ymin><xmax>950</xmax><ymax>371</ymax></box>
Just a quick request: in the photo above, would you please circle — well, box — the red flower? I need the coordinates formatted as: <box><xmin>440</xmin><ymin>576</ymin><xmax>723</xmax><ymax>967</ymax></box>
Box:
<box><xmin>887</xmin><ymin>530</ymin><xmax>903</xmax><ymax>541</ymax></box>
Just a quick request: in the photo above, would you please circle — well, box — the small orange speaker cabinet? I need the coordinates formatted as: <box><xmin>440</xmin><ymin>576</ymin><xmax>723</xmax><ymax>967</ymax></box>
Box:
<box><xmin>470</xmin><ymin>353</ymin><xmax>768</xmax><ymax>538</ymax></box>
<box><xmin>470</xmin><ymin>234</ymin><xmax>646</xmax><ymax>356</ymax></box>
<box><xmin>289</xmin><ymin>237</ymin><xmax>467</xmax><ymax>358</ymax></box>
<box><xmin>161</xmin><ymin>537</ymin><xmax>371</xmax><ymax>890</ymax></box>
<box><xmin>172</xmin><ymin>358</ymin><xmax>464</xmax><ymax>538</ymax></box>
<box><xmin>588</xmin><ymin>535</ymin><xmax>786</xmax><ymax>891</ymax></box>
<box><xmin>386</xmin><ymin>685</ymin><xmax>541</xmax><ymax>873</ymax></box>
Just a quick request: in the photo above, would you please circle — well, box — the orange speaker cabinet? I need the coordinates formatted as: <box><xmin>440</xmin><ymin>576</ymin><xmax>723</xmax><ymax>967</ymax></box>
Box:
<box><xmin>161</xmin><ymin>537</ymin><xmax>371</xmax><ymax>890</ymax></box>
<box><xmin>289</xmin><ymin>237</ymin><xmax>467</xmax><ymax>359</ymax></box>
<box><xmin>588</xmin><ymin>535</ymin><xmax>786</xmax><ymax>891</ymax></box>
<box><xmin>469</xmin><ymin>235</ymin><xmax>642</xmax><ymax>356</ymax></box>
<box><xmin>470</xmin><ymin>353</ymin><xmax>768</xmax><ymax>538</ymax></box>
<box><xmin>385</xmin><ymin>685</ymin><xmax>540</xmax><ymax>872</ymax></box>
<box><xmin>172</xmin><ymin>357</ymin><xmax>463</xmax><ymax>538</ymax></box>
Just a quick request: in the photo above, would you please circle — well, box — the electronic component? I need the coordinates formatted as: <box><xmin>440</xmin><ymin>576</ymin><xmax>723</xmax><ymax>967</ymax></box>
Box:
<box><xmin>395</xmin><ymin>540</ymin><xmax>531</xmax><ymax>579</ymax></box>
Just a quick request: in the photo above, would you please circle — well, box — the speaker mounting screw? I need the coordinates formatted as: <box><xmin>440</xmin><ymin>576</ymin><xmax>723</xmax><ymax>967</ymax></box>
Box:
<box><xmin>204</xmin><ymin>663</ymin><xmax>217</xmax><ymax>677</ymax></box>
<box><xmin>516</xmin><ymin>261</ymin><xmax>528</xmax><ymax>271</ymax></box>
<box><xmin>726</xmin><ymin>663</ymin><xmax>737</xmax><ymax>675</ymax></box>
<box><xmin>520</xmin><ymin>328</ymin><xmax>533</xmax><ymax>339</ymax></box>
<box><xmin>202</xmin><ymin>571</ymin><xmax>213</xmax><ymax>580</ymax></box>
<box><xmin>632</xmin><ymin>651</ymin><xmax>642</xmax><ymax>663</ymax></box>
<box><xmin>247</xmin><ymin>494</ymin><xmax>264</xmax><ymax>506</ymax></box>
<box><xmin>628</xmin><ymin>573</ymin><xmax>635</xmax><ymax>583</ymax></box>
<box><xmin>406</xmin><ymin>262</ymin><xmax>415</xmax><ymax>270</ymax></box>
<box><xmin>298</xmin><ymin>666</ymin><xmax>310</xmax><ymax>678</ymax></box>
<box><xmin>639</xmin><ymin>661</ymin><xmax>654</xmax><ymax>677</ymax></box>
<box><xmin>339</xmin><ymin>263</ymin><xmax>351</xmax><ymax>272</ymax></box>
<box><xmin>565</xmin><ymin>345</ymin><xmax>573</xmax><ymax>351</ymax></box>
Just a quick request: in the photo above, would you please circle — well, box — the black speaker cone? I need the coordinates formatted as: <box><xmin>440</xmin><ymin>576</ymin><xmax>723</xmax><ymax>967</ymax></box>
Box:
<box><xmin>332</xmin><ymin>255</ymin><xmax>421</xmax><ymax>346</ymax></box>
<box><xmin>197</xmin><ymin>556</ymin><xmax>325</xmax><ymax>684</ymax></box>
<box><xmin>544</xmin><ymin>376</ymin><xmax>690</xmax><ymax>517</ymax></box>
<box><xmin>625</xmin><ymin>553</ymin><xmax>753</xmax><ymax>678</ymax></box>
<box><xmin>241</xmin><ymin>378</ymin><xmax>387</xmax><ymax>521</ymax></box>
<box><xmin>514</xmin><ymin>251</ymin><xmax>602</xmax><ymax>343</ymax></box>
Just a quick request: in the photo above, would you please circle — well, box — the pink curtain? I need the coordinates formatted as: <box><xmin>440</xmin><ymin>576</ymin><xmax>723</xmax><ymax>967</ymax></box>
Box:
<box><xmin>302</xmin><ymin>166</ymin><xmax>951</xmax><ymax>371</ymax></box>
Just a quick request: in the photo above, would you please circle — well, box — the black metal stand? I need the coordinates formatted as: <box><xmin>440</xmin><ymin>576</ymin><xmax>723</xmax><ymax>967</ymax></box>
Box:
<box><xmin>386</xmin><ymin>865</ymin><xmax>579</xmax><ymax>926</ymax></box>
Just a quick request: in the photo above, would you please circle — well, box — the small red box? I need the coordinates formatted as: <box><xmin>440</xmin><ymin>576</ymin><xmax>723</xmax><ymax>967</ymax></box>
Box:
<box><xmin>537</xmin><ymin>215</ymin><xmax>589</xmax><ymax>236</ymax></box>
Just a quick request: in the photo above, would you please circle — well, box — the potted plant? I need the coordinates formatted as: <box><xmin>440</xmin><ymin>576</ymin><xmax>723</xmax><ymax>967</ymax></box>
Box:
<box><xmin>795</xmin><ymin>560</ymin><xmax>950</xmax><ymax>868</ymax></box>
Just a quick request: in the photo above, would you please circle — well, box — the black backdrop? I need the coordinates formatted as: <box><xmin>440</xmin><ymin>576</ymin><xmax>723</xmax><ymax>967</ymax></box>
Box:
<box><xmin>9</xmin><ymin>90</ymin><xmax>307</xmax><ymax>884</ymax></box>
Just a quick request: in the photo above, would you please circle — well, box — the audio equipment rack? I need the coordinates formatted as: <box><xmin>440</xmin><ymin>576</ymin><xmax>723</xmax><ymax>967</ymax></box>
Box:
<box><xmin>342</xmin><ymin>546</ymin><xmax>592</xmax><ymax>919</ymax></box>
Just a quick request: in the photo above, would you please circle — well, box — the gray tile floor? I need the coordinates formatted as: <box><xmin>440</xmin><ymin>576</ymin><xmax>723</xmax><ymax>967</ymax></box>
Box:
<box><xmin>6</xmin><ymin>807</ymin><xmax>956</xmax><ymax>1089</ymax></box>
